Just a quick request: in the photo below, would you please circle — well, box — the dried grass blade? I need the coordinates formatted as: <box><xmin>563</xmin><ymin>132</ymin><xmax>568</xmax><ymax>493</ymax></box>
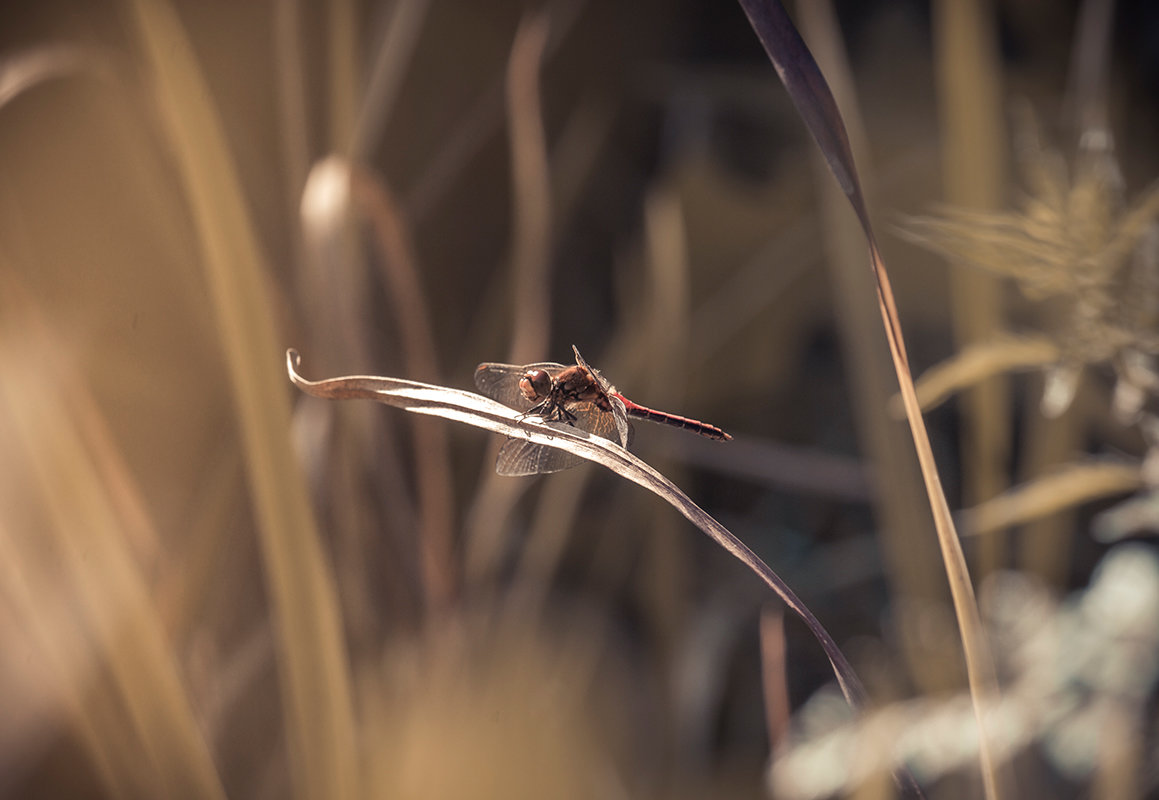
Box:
<box><xmin>273</xmin><ymin>0</ymin><xmax>311</xmax><ymax>210</ymax></box>
<box><xmin>932</xmin><ymin>0</ymin><xmax>1010</xmax><ymax>575</ymax></box>
<box><xmin>737</xmin><ymin>2</ymin><xmax>1001</xmax><ymax>796</ymax></box>
<box><xmin>327</xmin><ymin>0</ymin><xmax>358</xmax><ymax>153</ymax></box>
<box><xmin>353</xmin><ymin>0</ymin><xmax>432</xmax><ymax>158</ymax></box>
<box><xmin>962</xmin><ymin>461</ymin><xmax>1142</xmax><ymax>536</ymax></box>
<box><xmin>351</xmin><ymin>163</ymin><xmax>457</xmax><ymax>610</ymax></box>
<box><xmin>405</xmin><ymin>0</ymin><xmax>587</xmax><ymax>221</ymax></box>
<box><xmin>505</xmin><ymin>9</ymin><xmax>553</xmax><ymax>365</ymax></box>
<box><xmin>0</xmin><ymin>44</ymin><xmax>118</xmax><ymax>108</ymax></box>
<box><xmin>463</xmin><ymin>11</ymin><xmax>556</xmax><ymax>589</ymax></box>
<box><xmin>1066</xmin><ymin>0</ymin><xmax>1115</xmax><ymax>140</ymax></box>
<box><xmin>908</xmin><ymin>337</ymin><xmax>1061</xmax><ymax>413</ymax></box>
<box><xmin>797</xmin><ymin>0</ymin><xmax>950</xmax><ymax>698</ymax></box>
<box><xmin>0</xmin><ymin>279</ymin><xmax>225</xmax><ymax>799</ymax></box>
<box><xmin>760</xmin><ymin>608</ymin><xmax>791</xmax><ymax>756</ymax></box>
<box><xmin>123</xmin><ymin>3</ymin><xmax>359</xmax><ymax>798</ymax></box>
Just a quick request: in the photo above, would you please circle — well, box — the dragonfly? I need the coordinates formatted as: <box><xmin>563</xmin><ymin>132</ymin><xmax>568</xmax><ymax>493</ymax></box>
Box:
<box><xmin>475</xmin><ymin>345</ymin><xmax>731</xmax><ymax>476</ymax></box>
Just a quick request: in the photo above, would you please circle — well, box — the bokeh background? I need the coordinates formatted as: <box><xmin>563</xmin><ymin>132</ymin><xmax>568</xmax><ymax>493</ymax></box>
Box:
<box><xmin>2</xmin><ymin>0</ymin><xmax>1159</xmax><ymax>797</ymax></box>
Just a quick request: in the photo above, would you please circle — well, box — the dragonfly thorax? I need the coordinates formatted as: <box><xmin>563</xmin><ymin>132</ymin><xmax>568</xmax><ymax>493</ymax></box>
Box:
<box><xmin>555</xmin><ymin>366</ymin><xmax>613</xmax><ymax>410</ymax></box>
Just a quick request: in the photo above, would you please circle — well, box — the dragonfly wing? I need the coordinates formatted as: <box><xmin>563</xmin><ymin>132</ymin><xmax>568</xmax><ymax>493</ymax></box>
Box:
<box><xmin>571</xmin><ymin>345</ymin><xmax>615</xmax><ymax>395</ymax></box>
<box><xmin>570</xmin><ymin>346</ymin><xmax>628</xmax><ymax>446</ymax></box>
<box><xmin>609</xmin><ymin>395</ymin><xmax>630</xmax><ymax>448</ymax></box>
<box><xmin>495</xmin><ymin>437</ymin><xmax>585</xmax><ymax>476</ymax></box>
<box><xmin>474</xmin><ymin>361</ymin><xmax>565</xmax><ymax>410</ymax></box>
<box><xmin>570</xmin><ymin>401</ymin><xmax>631</xmax><ymax>448</ymax></box>
<box><xmin>494</xmin><ymin>400</ymin><xmax>626</xmax><ymax>475</ymax></box>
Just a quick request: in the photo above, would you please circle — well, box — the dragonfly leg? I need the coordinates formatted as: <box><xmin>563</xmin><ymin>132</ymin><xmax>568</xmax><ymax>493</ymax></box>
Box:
<box><xmin>523</xmin><ymin>399</ymin><xmax>575</xmax><ymax>425</ymax></box>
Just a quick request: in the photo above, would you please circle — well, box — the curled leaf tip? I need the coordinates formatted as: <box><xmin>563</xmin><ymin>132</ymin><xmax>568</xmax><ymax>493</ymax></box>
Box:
<box><xmin>286</xmin><ymin>348</ymin><xmax>304</xmax><ymax>382</ymax></box>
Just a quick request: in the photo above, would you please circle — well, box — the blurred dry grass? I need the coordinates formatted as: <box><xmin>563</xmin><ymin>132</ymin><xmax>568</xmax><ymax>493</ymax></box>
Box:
<box><xmin>2</xmin><ymin>1</ymin><xmax>1159</xmax><ymax>798</ymax></box>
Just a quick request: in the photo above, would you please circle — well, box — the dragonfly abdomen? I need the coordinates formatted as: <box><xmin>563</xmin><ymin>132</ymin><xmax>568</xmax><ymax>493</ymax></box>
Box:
<box><xmin>617</xmin><ymin>396</ymin><xmax>731</xmax><ymax>441</ymax></box>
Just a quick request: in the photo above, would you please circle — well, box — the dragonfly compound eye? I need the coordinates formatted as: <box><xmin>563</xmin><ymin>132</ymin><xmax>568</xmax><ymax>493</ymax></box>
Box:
<box><xmin>519</xmin><ymin>369</ymin><xmax>553</xmax><ymax>403</ymax></box>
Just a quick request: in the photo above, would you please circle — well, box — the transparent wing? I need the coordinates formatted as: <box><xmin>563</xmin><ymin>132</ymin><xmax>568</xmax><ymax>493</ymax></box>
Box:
<box><xmin>570</xmin><ymin>345</ymin><xmax>615</xmax><ymax>394</ymax></box>
<box><xmin>495</xmin><ymin>438</ymin><xmax>586</xmax><ymax>476</ymax></box>
<box><xmin>569</xmin><ymin>346</ymin><xmax>629</xmax><ymax>446</ymax></box>
<box><xmin>568</xmin><ymin>400</ymin><xmax>627</xmax><ymax>445</ymax></box>
<box><xmin>491</xmin><ymin>400</ymin><xmax>631</xmax><ymax>476</ymax></box>
<box><xmin>474</xmin><ymin>361</ymin><xmax>565</xmax><ymax>411</ymax></box>
<box><xmin>608</xmin><ymin>394</ymin><xmax>630</xmax><ymax>448</ymax></box>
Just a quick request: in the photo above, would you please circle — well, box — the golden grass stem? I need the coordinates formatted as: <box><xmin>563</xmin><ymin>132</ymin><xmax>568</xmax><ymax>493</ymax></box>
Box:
<box><xmin>1017</xmin><ymin>398</ymin><xmax>1086</xmax><ymax>586</ymax></box>
<box><xmin>351</xmin><ymin>165</ymin><xmax>458</xmax><ymax>611</ymax></box>
<box><xmin>505</xmin><ymin>9</ymin><xmax>553</xmax><ymax>366</ymax></box>
<box><xmin>0</xmin><ymin>278</ymin><xmax>226</xmax><ymax>799</ymax></box>
<box><xmin>738</xmin><ymin>2</ymin><xmax>1004</xmax><ymax>792</ymax></box>
<box><xmin>759</xmin><ymin>608</ymin><xmax>791</xmax><ymax>757</ymax></box>
<box><xmin>273</xmin><ymin>0</ymin><xmax>312</xmax><ymax>215</ymax></box>
<box><xmin>908</xmin><ymin>337</ymin><xmax>1060</xmax><ymax>412</ymax></box>
<box><xmin>123</xmin><ymin>3</ymin><xmax>359</xmax><ymax>797</ymax></box>
<box><xmin>884</xmin><ymin>248</ymin><xmax>1004</xmax><ymax>800</ymax></box>
<box><xmin>353</xmin><ymin>0</ymin><xmax>432</xmax><ymax>159</ymax></box>
<box><xmin>797</xmin><ymin>0</ymin><xmax>951</xmax><ymax>699</ymax></box>
<box><xmin>962</xmin><ymin>460</ymin><xmax>1141</xmax><ymax>536</ymax></box>
<box><xmin>463</xmin><ymin>11</ymin><xmax>555</xmax><ymax>591</ymax></box>
<box><xmin>933</xmin><ymin>0</ymin><xmax>1011</xmax><ymax>576</ymax></box>
<box><xmin>327</xmin><ymin>0</ymin><xmax>359</xmax><ymax>155</ymax></box>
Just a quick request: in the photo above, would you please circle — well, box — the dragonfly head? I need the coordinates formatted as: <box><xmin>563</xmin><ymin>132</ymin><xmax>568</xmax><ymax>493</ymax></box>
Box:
<box><xmin>519</xmin><ymin>368</ymin><xmax>553</xmax><ymax>403</ymax></box>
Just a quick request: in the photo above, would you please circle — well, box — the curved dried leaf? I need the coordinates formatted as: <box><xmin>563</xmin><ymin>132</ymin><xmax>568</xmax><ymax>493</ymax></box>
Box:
<box><xmin>287</xmin><ymin>350</ymin><xmax>870</xmax><ymax>709</ymax></box>
<box><xmin>0</xmin><ymin>45</ymin><xmax>116</xmax><ymax>109</ymax></box>
<box><xmin>960</xmin><ymin>461</ymin><xmax>1142</xmax><ymax>536</ymax></box>
<box><xmin>908</xmin><ymin>337</ymin><xmax>1060</xmax><ymax>412</ymax></box>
